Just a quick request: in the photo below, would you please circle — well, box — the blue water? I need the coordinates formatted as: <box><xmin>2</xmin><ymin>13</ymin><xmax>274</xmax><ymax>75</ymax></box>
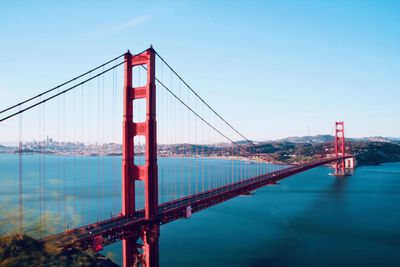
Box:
<box><xmin>1</xmin><ymin>154</ymin><xmax>400</xmax><ymax>266</ymax></box>
<box><xmin>0</xmin><ymin>154</ymin><xmax>278</xmax><ymax>233</ymax></box>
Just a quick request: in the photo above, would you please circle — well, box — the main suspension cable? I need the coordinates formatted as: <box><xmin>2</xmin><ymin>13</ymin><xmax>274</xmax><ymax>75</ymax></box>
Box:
<box><xmin>0</xmin><ymin>61</ymin><xmax>125</xmax><ymax>122</ymax></box>
<box><xmin>0</xmin><ymin>53</ymin><xmax>126</xmax><ymax>115</ymax></box>
<box><xmin>155</xmin><ymin>50</ymin><xmax>256</xmax><ymax>148</ymax></box>
<box><xmin>149</xmin><ymin>65</ymin><xmax>250</xmax><ymax>154</ymax></box>
<box><xmin>0</xmin><ymin>49</ymin><xmax>151</xmax><ymax>122</ymax></box>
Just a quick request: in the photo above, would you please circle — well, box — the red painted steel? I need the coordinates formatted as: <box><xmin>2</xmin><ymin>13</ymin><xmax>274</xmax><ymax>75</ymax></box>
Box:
<box><xmin>122</xmin><ymin>47</ymin><xmax>159</xmax><ymax>267</ymax></box>
<box><xmin>122</xmin><ymin>51</ymin><xmax>134</xmax><ymax>218</ymax></box>
<box><xmin>334</xmin><ymin>121</ymin><xmax>346</xmax><ymax>176</ymax></box>
<box><xmin>93</xmin><ymin>236</ymin><xmax>104</xmax><ymax>252</ymax></box>
<box><xmin>38</xmin><ymin>47</ymin><xmax>353</xmax><ymax>266</ymax></box>
<box><xmin>122</xmin><ymin>51</ymin><xmax>135</xmax><ymax>267</ymax></box>
<box><xmin>43</xmin><ymin>156</ymin><xmax>351</xmax><ymax>253</ymax></box>
<box><xmin>143</xmin><ymin>223</ymin><xmax>160</xmax><ymax>267</ymax></box>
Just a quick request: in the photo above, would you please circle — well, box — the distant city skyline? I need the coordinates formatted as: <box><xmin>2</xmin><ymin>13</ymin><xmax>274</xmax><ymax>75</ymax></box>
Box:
<box><xmin>1</xmin><ymin>1</ymin><xmax>399</xmax><ymax>141</ymax></box>
<box><xmin>1</xmin><ymin>133</ymin><xmax>399</xmax><ymax>147</ymax></box>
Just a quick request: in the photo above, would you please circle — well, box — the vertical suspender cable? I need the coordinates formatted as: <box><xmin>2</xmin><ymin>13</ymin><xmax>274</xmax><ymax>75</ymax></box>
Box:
<box><xmin>73</xmin><ymin>80</ymin><xmax>77</xmax><ymax>227</ymax></box>
<box><xmin>87</xmin><ymin>80</ymin><xmax>91</xmax><ymax>220</ymax></box>
<box><xmin>63</xmin><ymin>93</ymin><xmax>66</xmax><ymax>229</ymax></box>
<box><xmin>38</xmin><ymin>97</ymin><xmax>42</xmax><ymax>237</ymax></box>
<box><xmin>112</xmin><ymin>62</ymin><xmax>116</xmax><ymax>215</ymax></box>
<box><xmin>179</xmin><ymin>80</ymin><xmax>183</xmax><ymax>198</ymax></box>
<box><xmin>101</xmin><ymin>67</ymin><xmax>106</xmax><ymax>220</ymax></box>
<box><xmin>56</xmin><ymin>89</ymin><xmax>60</xmax><ymax>231</ymax></box>
<box><xmin>201</xmin><ymin>106</ymin><xmax>204</xmax><ymax>193</ymax></box>
<box><xmin>18</xmin><ymin>106</ymin><xmax>23</xmax><ymax>232</ymax></box>
<box><xmin>195</xmin><ymin>98</ymin><xmax>198</xmax><ymax>196</ymax></box>
<box><xmin>42</xmin><ymin>101</ymin><xmax>46</xmax><ymax>233</ymax></box>
<box><xmin>97</xmin><ymin>75</ymin><xmax>100</xmax><ymax>220</ymax></box>
<box><xmin>187</xmin><ymin>85</ymin><xmax>191</xmax><ymax>197</ymax></box>
<box><xmin>80</xmin><ymin>83</ymin><xmax>85</xmax><ymax>224</ymax></box>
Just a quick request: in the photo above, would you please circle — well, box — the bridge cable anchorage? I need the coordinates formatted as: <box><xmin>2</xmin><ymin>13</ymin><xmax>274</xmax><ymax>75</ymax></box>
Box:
<box><xmin>154</xmin><ymin>50</ymin><xmax>256</xmax><ymax>148</ymax></box>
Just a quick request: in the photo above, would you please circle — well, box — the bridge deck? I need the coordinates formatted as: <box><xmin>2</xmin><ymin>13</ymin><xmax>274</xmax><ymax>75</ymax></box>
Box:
<box><xmin>42</xmin><ymin>156</ymin><xmax>349</xmax><ymax>250</ymax></box>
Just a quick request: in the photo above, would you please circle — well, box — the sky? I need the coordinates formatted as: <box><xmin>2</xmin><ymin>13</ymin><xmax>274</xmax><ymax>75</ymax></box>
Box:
<box><xmin>0</xmin><ymin>0</ymin><xmax>399</xmax><ymax>142</ymax></box>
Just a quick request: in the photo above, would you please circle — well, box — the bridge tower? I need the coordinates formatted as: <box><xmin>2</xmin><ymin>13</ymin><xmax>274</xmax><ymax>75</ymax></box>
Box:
<box><xmin>122</xmin><ymin>47</ymin><xmax>159</xmax><ymax>267</ymax></box>
<box><xmin>334</xmin><ymin>121</ymin><xmax>346</xmax><ymax>176</ymax></box>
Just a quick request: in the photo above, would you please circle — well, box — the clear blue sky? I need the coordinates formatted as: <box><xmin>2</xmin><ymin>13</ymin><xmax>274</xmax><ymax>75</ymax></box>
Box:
<box><xmin>1</xmin><ymin>0</ymin><xmax>399</xmax><ymax>141</ymax></box>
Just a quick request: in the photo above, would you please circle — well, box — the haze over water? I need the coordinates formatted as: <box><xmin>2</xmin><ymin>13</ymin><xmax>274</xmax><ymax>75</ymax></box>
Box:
<box><xmin>1</xmin><ymin>154</ymin><xmax>399</xmax><ymax>266</ymax></box>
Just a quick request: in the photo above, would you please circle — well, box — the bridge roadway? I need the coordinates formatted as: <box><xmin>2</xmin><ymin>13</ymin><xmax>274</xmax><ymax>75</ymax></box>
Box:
<box><xmin>42</xmin><ymin>156</ymin><xmax>350</xmax><ymax>251</ymax></box>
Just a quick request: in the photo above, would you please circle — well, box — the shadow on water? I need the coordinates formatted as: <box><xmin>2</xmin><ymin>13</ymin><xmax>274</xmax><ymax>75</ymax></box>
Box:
<box><xmin>248</xmin><ymin>172</ymin><xmax>400</xmax><ymax>267</ymax></box>
<box><xmin>247</xmin><ymin>176</ymin><xmax>348</xmax><ymax>267</ymax></box>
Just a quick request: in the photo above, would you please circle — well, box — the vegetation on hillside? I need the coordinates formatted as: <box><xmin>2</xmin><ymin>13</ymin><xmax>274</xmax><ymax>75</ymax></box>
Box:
<box><xmin>348</xmin><ymin>141</ymin><xmax>400</xmax><ymax>166</ymax></box>
<box><xmin>254</xmin><ymin>140</ymin><xmax>400</xmax><ymax>166</ymax></box>
<box><xmin>1</xmin><ymin>233</ymin><xmax>107</xmax><ymax>266</ymax></box>
<box><xmin>159</xmin><ymin>138</ymin><xmax>400</xmax><ymax>166</ymax></box>
<box><xmin>0</xmin><ymin>233</ymin><xmax>118</xmax><ymax>267</ymax></box>
<box><xmin>0</xmin><ymin>207</ymin><xmax>118</xmax><ymax>267</ymax></box>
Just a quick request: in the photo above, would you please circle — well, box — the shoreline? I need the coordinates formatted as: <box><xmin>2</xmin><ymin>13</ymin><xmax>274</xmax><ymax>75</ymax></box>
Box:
<box><xmin>2</xmin><ymin>151</ymin><xmax>399</xmax><ymax>167</ymax></box>
<box><xmin>0</xmin><ymin>151</ymin><xmax>289</xmax><ymax>165</ymax></box>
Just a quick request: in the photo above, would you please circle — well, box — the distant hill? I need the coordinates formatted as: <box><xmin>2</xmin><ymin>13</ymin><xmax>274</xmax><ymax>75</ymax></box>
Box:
<box><xmin>359</xmin><ymin>136</ymin><xmax>400</xmax><ymax>144</ymax></box>
<box><xmin>0</xmin><ymin>145</ymin><xmax>14</xmax><ymax>153</ymax></box>
<box><xmin>348</xmin><ymin>141</ymin><xmax>400</xmax><ymax>165</ymax></box>
<box><xmin>270</xmin><ymin>135</ymin><xmax>400</xmax><ymax>145</ymax></box>
<box><xmin>254</xmin><ymin>138</ymin><xmax>400</xmax><ymax>166</ymax></box>
<box><xmin>276</xmin><ymin>135</ymin><xmax>334</xmax><ymax>144</ymax></box>
<box><xmin>1</xmin><ymin>134</ymin><xmax>399</xmax><ymax>166</ymax></box>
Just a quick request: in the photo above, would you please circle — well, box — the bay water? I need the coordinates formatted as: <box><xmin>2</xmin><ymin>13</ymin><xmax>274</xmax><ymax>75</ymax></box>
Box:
<box><xmin>1</xmin><ymin>154</ymin><xmax>399</xmax><ymax>266</ymax></box>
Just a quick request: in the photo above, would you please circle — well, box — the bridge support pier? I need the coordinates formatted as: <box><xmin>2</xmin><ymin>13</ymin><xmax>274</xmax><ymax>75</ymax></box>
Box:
<box><xmin>122</xmin><ymin>47</ymin><xmax>159</xmax><ymax>267</ymax></box>
<box><xmin>143</xmin><ymin>223</ymin><xmax>160</xmax><ymax>267</ymax></box>
<box><xmin>334</xmin><ymin>121</ymin><xmax>346</xmax><ymax>176</ymax></box>
<box><xmin>124</xmin><ymin>223</ymin><xmax>160</xmax><ymax>267</ymax></box>
<box><xmin>123</xmin><ymin>236</ymin><xmax>138</xmax><ymax>267</ymax></box>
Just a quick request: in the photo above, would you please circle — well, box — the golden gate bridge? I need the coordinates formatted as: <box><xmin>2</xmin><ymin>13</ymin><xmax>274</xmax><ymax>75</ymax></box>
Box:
<box><xmin>0</xmin><ymin>47</ymin><xmax>352</xmax><ymax>266</ymax></box>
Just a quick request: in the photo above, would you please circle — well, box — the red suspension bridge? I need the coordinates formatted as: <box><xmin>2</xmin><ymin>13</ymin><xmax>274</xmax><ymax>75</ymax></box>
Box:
<box><xmin>0</xmin><ymin>47</ymin><xmax>353</xmax><ymax>267</ymax></box>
